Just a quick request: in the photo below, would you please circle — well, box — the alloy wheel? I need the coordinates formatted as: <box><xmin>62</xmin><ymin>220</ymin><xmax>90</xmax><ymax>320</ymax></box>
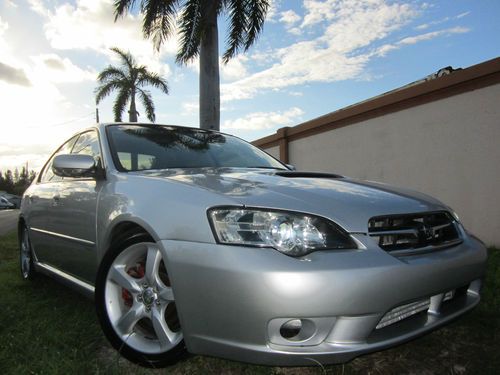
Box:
<box><xmin>20</xmin><ymin>227</ymin><xmax>32</xmax><ymax>279</ymax></box>
<box><xmin>104</xmin><ymin>242</ymin><xmax>182</xmax><ymax>354</ymax></box>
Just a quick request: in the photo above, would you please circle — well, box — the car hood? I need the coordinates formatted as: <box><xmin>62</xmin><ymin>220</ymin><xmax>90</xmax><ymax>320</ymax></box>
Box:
<box><xmin>136</xmin><ymin>168</ymin><xmax>449</xmax><ymax>233</ymax></box>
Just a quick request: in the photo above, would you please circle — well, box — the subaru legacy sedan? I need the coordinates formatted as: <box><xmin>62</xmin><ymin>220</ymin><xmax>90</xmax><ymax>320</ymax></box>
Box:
<box><xmin>19</xmin><ymin>123</ymin><xmax>487</xmax><ymax>367</ymax></box>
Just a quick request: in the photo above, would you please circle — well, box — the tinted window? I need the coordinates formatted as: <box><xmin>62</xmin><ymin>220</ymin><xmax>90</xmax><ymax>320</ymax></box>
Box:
<box><xmin>107</xmin><ymin>125</ymin><xmax>285</xmax><ymax>171</ymax></box>
<box><xmin>39</xmin><ymin>135</ymin><xmax>79</xmax><ymax>183</ymax></box>
<box><xmin>71</xmin><ymin>131</ymin><xmax>101</xmax><ymax>158</ymax></box>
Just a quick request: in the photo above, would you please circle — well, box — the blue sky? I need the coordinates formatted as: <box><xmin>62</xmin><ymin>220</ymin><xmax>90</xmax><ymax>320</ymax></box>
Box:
<box><xmin>0</xmin><ymin>0</ymin><xmax>499</xmax><ymax>171</ymax></box>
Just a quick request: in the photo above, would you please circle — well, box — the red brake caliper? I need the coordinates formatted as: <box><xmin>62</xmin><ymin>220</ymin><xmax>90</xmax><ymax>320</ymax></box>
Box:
<box><xmin>122</xmin><ymin>262</ymin><xmax>145</xmax><ymax>307</ymax></box>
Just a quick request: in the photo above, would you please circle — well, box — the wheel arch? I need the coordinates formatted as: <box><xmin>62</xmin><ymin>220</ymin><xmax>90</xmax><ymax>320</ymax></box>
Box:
<box><xmin>99</xmin><ymin>217</ymin><xmax>159</xmax><ymax>262</ymax></box>
<box><xmin>17</xmin><ymin>216</ymin><xmax>26</xmax><ymax>241</ymax></box>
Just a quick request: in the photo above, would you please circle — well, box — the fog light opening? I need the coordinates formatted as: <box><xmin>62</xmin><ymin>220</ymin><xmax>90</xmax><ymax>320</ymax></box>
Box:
<box><xmin>280</xmin><ymin>319</ymin><xmax>302</xmax><ymax>340</ymax></box>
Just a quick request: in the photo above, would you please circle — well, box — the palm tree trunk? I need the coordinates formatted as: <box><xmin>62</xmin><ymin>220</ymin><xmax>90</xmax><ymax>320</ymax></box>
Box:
<box><xmin>129</xmin><ymin>89</ymin><xmax>138</xmax><ymax>122</ymax></box>
<box><xmin>199</xmin><ymin>2</ymin><xmax>220</xmax><ymax>131</ymax></box>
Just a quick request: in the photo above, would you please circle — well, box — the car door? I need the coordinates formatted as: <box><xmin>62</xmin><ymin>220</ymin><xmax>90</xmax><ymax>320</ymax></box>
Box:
<box><xmin>27</xmin><ymin>135</ymin><xmax>79</xmax><ymax>268</ymax></box>
<box><xmin>49</xmin><ymin>130</ymin><xmax>105</xmax><ymax>283</ymax></box>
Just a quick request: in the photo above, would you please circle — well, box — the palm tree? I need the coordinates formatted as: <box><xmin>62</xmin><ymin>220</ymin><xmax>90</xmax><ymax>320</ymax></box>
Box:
<box><xmin>114</xmin><ymin>0</ymin><xmax>270</xmax><ymax>130</ymax></box>
<box><xmin>95</xmin><ymin>47</ymin><xmax>169</xmax><ymax>122</ymax></box>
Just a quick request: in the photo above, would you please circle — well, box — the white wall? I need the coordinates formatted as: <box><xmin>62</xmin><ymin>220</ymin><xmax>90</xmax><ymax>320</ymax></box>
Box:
<box><xmin>264</xmin><ymin>146</ymin><xmax>280</xmax><ymax>160</ymax></box>
<box><xmin>288</xmin><ymin>83</ymin><xmax>500</xmax><ymax>246</ymax></box>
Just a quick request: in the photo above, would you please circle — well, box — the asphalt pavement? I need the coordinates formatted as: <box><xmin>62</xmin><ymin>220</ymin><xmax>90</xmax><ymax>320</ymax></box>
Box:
<box><xmin>0</xmin><ymin>209</ymin><xmax>19</xmax><ymax>236</ymax></box>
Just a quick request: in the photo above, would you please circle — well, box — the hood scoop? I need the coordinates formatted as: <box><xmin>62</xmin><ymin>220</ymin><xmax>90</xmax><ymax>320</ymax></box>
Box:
<box><xmin>274</xmin><ymin>171</ymin><xmax>344</xmax><ymax>179</ymax></box>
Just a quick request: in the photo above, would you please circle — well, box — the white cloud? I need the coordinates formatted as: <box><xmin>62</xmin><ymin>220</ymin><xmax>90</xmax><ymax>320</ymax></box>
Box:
<box><xmin>28</xmin><ymin>0</ymin><xmax>48</xmax><ymax>15</ymax></box>
<box><xmin>415</xmin><ymin>23</ymin><xmax>430</xmax><ymax>30</ymax></box>
<box><xmin>222</xmin><ymin>107</ymin><xmax>304</xmax><ymax>131</ymax></box>
<box><xmin>266</xmin><ymin>0</ymin><xmax>281</xmax><ymax>22</ymax></box>
<box><xmin>31</xmin><ymin>53</ymin><xmax>96</xmax><ymax>83</ymax></box>
<box><xmin>0</xmin><ymin>17</ymin><xmax>7</xmax><ymax>33</ymax></box>
<box><xmin>0</xmin><ymin>75</ymin><xmax>94</xmax><ymax>171</ymax></box>
<box><xmin>456</xmin><ymin>11</ymin><xmax>470</xmax><ymax>19</ymax></box>
<box><xmin>0</xmin><ymin>16</ymin><xmax>9</xmax><ymax>55</ymax></box>
<box><xmin>373</xmin><ymin>26</ymin><xmax>470</xmax><ymax>57</ymax></box>
<box><xmin>223</xmin><ymin>0</ymin><xmax>416</xmax><ymax>101</ymax></box>
<box><xmin>415</xmin><ymin>11</ymin><xmax>471</xmax><ymax>31</ymax></box>
<box><xmin>221</xmin><ymin>55</ymin><xmax>249</xmax><ymax>81</ymax></box>
<box><xmin>222</xmin><ymin>1</ymin><xmax>471</xmax><ymax>102</ymax></box>
<box><xmin>398</xmin><ymin>27</ymin><xmax>470</xmax><ymax>45</ymax></box>
<box><xmin>182</xmin><ymin>101</ymin><xmax>198</xmax><ymax>115</ymax></box>
<box><xmin>317</xmin><ymin>1</ymin><xmax>417</xmax><ymax>52</ymax></box>
<box><xmin>280</xmin><ymin>10</ymin><xmax>301</xmax><ymax>25</ymax></box>
<box><xmin>34</xmin><ymin>0</ymin><xmax>175</xmax><ymax>77</ymax></box>
<box><xmin>0</xmin><ymin>62</ymin><xmax>31</xmax><ymax>86</ymax></box>
<box><xmin>287</xmin><ymin>27</ymin><xmax>302</xmax><ymax>36</ymax></box>
<box><xmin>0</xmin><ymin>17</ymin><xmax>11</xmax><ymax>58</ymax></box>
<box><xmin>280</xmin><ymin>9</ymin><xmax>302</xmax><ymax>35</ymax></box>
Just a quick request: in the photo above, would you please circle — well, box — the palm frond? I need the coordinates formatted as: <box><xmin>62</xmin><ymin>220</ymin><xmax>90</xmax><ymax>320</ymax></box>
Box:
<box><xmin>110</xmin><ymin>47</ymin><xmax>136</xmax><ymax>74</ymax></box>
<box><xmin>222</xmin><ymin>0</ymin><xmax>248</xmax><ymax>63</ymax></box>
<box><xmin>113</xmin><ymin>0</ymin><xmax>137</xmax><ymax>20</ymax></box>
<box><xmin>244</xmin><ymin>0</ymin><xmax>269</xmax><ymax>50</ymax></box>
<box><xmin>140</xmin><ymin>0</ymin><xmax>178</xmax><ymax>51</ymax></box>
<box><xmin>137</xmin><ymin>69</ymin><xmax>169</xmax><ymax>94</ymax></box>
<box><xmin>176</xmin><ymin>0</ymin><xmax>203</xmax><ymax>64</ymax></box>
<box><xmin>96</xmin><ymin>66</ymin><xmax>128</xmax><ymax>84</ymax></box>
<box><xmin>138</xmin><ymin>88</ymin><xmax>155</xmax><ymax>122</ymax></box>
<box><xmin>113</xmin><ymin>87</ymin><xmax>131</xmax><ymax>122</ymax></box>
<box><xmin>95</xmin><ymin>81</ymin><xmax>125</xmax><ymax>104</ymax></box>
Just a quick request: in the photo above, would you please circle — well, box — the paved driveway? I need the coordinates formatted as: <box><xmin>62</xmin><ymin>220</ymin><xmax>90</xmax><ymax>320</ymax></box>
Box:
<box><xmin>0</xmin><ymin>209</ymin><xmax>19</xmax><ymax>236</ymax></box>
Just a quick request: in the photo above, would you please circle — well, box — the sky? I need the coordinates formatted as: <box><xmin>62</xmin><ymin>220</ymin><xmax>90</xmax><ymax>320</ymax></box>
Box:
<box><xmin>0</xmin><ymin>0</ymin><xmax>499</xmax><ymax>172</ymax></box>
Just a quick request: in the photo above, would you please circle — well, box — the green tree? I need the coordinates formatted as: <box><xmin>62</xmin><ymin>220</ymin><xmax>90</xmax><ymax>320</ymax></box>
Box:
<box><xmin>114</xmin><ymin>0</ymin><xmax>270</xmax><ymax>130</ymax></box>
<box><xmin>95</xmin><ymin>47</ymin><xmax>169</xmax><ymax>122</ymax></box>
<box><xmin>4</xmin><ymin>170</ymin><xmax>14</xmax><ymax>193</ymax></box>
<box><xmin>19</xmin><ymin>166</ymin><xmax>29</xmax><ymax>186</ymax></box>
<box><xmin>28</xmin><ymin>170</ymin><xmax>36</xmax><ymax>183</ymax></box>
<box><xmin>0</xmin><ymin>168</ymin><xmax>37</xmax><ymax>196</ymax></box>
<box><xmin>13</xmin><ymin>168</ymin><xmax>19</xmax><ymax>184</ymax></box>
<box><xmin>13</xmin><ymin>167</ymin><xmax>30</xmax><ymax>196</ymax></box>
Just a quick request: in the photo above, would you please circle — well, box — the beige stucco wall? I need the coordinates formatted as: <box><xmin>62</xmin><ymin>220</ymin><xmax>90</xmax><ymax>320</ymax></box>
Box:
<box><xmin>264</xmin><ymin>145</ymin><xmax>280</xmax><ymax>160</ymax></box>
<box><xmin>287</xmin><ymin>83</ymin><xmax>500</xmax><ymax>246</ymax></box>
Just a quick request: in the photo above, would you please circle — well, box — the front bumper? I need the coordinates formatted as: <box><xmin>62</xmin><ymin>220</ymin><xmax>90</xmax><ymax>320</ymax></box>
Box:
<box><xmin>159</xmin><ymin>234</ymin><xmax>487</xmax><ymax>366</ymax></box>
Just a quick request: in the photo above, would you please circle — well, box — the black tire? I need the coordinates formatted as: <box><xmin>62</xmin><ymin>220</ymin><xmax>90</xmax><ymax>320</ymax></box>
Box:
<box><xmin>19</xmin><ymin>225</ymin><xmax>37</xmax><ymax>280</ymax></box>
<box><xmin>95</xmin><ymin>233</ymin><xmax>186</xmax><ymax>368</ymax></box>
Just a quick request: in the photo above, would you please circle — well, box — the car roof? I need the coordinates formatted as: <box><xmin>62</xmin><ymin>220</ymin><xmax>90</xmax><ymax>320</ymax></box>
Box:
<box><xmin>98</xmin><ymin>123</ymin><xmax>219</xmax><ymax>134</ymax></box>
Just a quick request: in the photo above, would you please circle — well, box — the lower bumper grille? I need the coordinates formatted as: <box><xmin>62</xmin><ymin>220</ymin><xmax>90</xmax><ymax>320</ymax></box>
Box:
<box><xmin>376</xmin><ymin>290</ymin><xmax>455</xmax><ymax>329</ymax></box>
<box><xmin>376</xmin><ymin>299</ymin><xmax>430</xmax><ymax>329</ymax></box>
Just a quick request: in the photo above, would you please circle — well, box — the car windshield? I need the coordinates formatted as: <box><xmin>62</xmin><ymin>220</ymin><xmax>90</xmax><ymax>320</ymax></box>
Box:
<box><xmin>106</xmin><ymin>124</ymin><xmax>286</xmax><ymax>171</ymax></box>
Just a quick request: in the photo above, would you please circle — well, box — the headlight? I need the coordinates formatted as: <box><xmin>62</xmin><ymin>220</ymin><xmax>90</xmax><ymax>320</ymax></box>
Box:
<box><xmin>208</xmin><ymin>207</ymin><xmax>357</xmax><ymax>257</ymax></box>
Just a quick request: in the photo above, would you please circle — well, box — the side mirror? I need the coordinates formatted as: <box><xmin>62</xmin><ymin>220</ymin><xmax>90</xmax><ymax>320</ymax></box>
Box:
<box><xmin>286</xmin><ymin>164</ymin><xmax>296</xmax><ymax>171</ymax></box>
<box><xmin>52</xmin><ymin>154</ymin><xmax>97</xmax><ymax>178</ymax></box>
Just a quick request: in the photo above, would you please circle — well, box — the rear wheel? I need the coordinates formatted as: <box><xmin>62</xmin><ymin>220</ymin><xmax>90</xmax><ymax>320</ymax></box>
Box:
<box><xmin>95</xmin><ymin>234</ymin><xmax>185</xmax><ymax>367</ymax></box>
<box><xmin>20</xmin><ymin>225</ymin><xmax>36</xmax><ymax>280</ymax></box>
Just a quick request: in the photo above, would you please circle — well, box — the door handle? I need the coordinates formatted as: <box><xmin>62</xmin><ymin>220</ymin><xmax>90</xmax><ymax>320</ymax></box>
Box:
<box><xmin>52</xmin><ymin>195</ymin><xmax>61</xmax><ymax>206</ymax></box>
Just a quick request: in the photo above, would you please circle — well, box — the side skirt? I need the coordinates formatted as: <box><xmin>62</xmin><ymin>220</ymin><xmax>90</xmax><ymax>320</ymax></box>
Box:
<box><xmin>34</xmin><ymin>261</ymin><xmax>95</xmax><ymax>300</ymax></box>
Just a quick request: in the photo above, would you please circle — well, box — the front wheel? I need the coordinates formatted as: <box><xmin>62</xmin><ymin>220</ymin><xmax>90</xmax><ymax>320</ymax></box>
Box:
<box><xmin>95</xmin><ymin>235</ymin><xmax>185</xmax><ymax>367</ymax></box>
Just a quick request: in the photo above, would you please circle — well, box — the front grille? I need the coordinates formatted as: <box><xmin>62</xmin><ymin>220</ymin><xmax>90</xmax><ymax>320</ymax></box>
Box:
<box><xmin>368</xmin><ymin>211</ymin><xmax>461</xmax><ymax>253</ymax></box>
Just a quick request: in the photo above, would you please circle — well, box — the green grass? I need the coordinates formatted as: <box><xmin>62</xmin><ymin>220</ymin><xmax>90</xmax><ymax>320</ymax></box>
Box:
<box><xmin>0</xmin><ymin>231</ymin><xmax>499</xmax><ymax>374</ymax></box>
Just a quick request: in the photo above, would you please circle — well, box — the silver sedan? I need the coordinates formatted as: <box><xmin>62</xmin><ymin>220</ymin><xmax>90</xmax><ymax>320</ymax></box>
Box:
<box><xmin>19</xmin><ymin>123</ymin><xmax>487</xmax><ymax>367</ymax></box>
